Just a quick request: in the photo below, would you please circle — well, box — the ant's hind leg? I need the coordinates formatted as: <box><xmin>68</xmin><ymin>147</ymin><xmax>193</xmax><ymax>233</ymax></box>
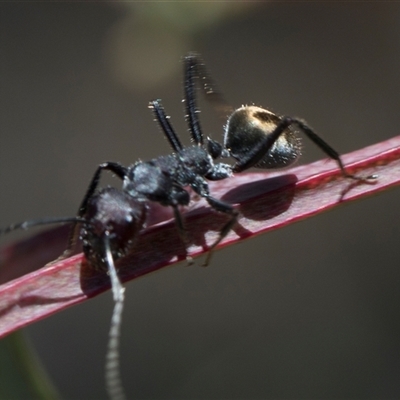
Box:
<box><xmin>282</xmin><ymin>117</ymin><xmax>378</xmax><ymax>181</ymax></box>
<box><xmin>232</xmin><ymin>115</ymin><xmax>377</xmax><ymax>182</ymax></box>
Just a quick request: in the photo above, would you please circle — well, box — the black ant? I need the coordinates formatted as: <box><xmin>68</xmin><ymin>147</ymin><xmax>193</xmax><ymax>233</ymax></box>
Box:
<box><xmin>0</xmin><ymin>53</ymin><xmax>375</xmax><ymax>400</ymax></box>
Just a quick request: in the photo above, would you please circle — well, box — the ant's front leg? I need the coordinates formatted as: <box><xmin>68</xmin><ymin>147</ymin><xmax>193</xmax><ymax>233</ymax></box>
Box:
<box><xmin>63</xmin><ymin>162</ymin><xmax>128</xmax><ymax>259</ymax></box>
<box><xmin>184</xmin><ymin>53</ymin><xmax>233</xmax><ymax>124</ymax></box>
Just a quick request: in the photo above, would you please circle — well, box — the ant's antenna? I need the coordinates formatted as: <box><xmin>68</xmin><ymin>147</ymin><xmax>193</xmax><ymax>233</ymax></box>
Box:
<box><xmin>1</xmin><ymin>215</ymin><xmax>128</xmax><ymax>400</ymax></box>
<box><xmin>0</xmin><ymin>217</ymin><xmax>84</xmax><ymax>236</ymax></box>
<box><xmin>104</xmin><ymin>232</ymin><xmax>127</xmax><ymax>400</ymax></box>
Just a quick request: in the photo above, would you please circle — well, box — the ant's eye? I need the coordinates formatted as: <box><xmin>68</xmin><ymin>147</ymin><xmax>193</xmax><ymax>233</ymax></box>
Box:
<box><xmin>224</xmin><ymin>106</ymin><xmax>301</xmax><ymax>169</ymax></box>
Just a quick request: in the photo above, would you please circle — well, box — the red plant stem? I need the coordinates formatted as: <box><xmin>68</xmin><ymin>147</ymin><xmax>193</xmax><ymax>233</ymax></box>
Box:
<box><xmin>0</xmin><ymin>136</ymin><xmax>400</xmax><ymax>339</ymax></box>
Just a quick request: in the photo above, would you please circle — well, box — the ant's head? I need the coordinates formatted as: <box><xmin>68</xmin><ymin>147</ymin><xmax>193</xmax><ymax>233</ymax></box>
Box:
<box><xmin>224</xmin><ymin>106</ymin><xmax>302</xmax><ymax>169</ymax></box>
<box><xmin>80</xmin><ymin>187</ymin><xmax>147</xmax><ymax>270</ymax></box>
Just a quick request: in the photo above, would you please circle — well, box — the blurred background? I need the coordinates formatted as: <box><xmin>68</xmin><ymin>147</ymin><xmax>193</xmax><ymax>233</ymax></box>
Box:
<box><xmin>1</xmin><ymin>2</ymin><xmax>400</xmax><ymax>399</ymax></box>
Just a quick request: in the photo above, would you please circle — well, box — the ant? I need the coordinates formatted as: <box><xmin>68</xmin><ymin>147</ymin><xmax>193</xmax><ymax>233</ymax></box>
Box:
<box><xmin>0</xmin><ymin>53</ymin><xmax>375</xmax><ymax>400</ymax></box>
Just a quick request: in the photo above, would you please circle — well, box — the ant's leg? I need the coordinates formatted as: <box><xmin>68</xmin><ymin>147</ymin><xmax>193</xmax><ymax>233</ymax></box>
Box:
<box><xmin>169</xmin><ymin>185</ymin><xmax>192</xmax><ymax>265</ymax></box>
<box><xmin>233</xmin><ymin>116</ymin><xmax>376</xmax><ymax>180</ymax></box>
<box><xmin>184</xmin><ymin>53</ymin><xmax>233</xmax><ymax>127</ymax></box>
<box><xmin>171</xmin><ymin>204</ymin><xmax>193</xmax><ymax>266</ymax></box>
<box><xmin>184</xmin><ymin>53</ymin><xmax>232</xmax><ymax>146</ymax></box>
<box><xmin>149</xmin><ymin>100</ymin><xmax>183</xmax><ymax>152</ymax></box>
<box><xmin>63</xmin><ymin>162</ymin><xmax>127</xmax><ymax>258</ymax></box>
<box><xmin>183</xmin><ymin>53</ymin><xmax>204</xmax><ymax>145</ymax></box>
<box><xmin>78</xmin><ymin>162</ymin><xmax>127</xmax><ymax>217</ymax></box>
<box><xmin>202</xmin><ymin>194</ymin><xmax>239</xmax><ymax>267</ymax></box>
<box><xmin>286</xmin><ymin>118</ymin><xmax>377</xmax><ymax>180</ymax></box>
<box><xmin>191</xmin><ymin>176</ymin><xmax>238</xmax><ymax>266</ymax></box>
<box><xmin>231</xmin><ymin>117</ymin><xmax>291</xmax><ymax>172</ymax></box>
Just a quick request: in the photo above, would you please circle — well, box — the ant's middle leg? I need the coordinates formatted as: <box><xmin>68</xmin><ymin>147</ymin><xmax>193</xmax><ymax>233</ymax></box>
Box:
<box><xmin>168</xmin><ymin>185</ymin><xmax>193</xmax><ymax>265</ymax></box>
<box><xmin>190</xmin><ymin>177</ymin><xmax>239</xmax><ymax>266</ymax></box>
<box><xmin>202</xmin><ymin>194</ymin><xmax>239</xmax><ymax>267</ymax></box>
<box><xmin>171</xmin><ymin>204</ymin><xmax>193</xmax><ymax>266</ymax></box>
